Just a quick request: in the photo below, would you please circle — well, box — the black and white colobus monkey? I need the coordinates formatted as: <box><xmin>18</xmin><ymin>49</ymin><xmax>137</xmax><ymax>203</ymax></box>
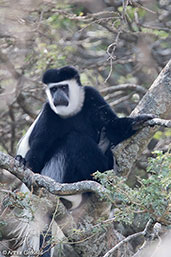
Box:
<box><xmin>16</xmin><ymin>66</ymin><xmax>153</xmax><ymax>186</ymax></box>
<box><xmin>16</xmin><ymin>66</ymin><xmax>153</xmax><ymax>256</ymax></box>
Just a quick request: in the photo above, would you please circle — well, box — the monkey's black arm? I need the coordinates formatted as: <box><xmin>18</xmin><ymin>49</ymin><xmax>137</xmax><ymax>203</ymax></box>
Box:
<box><xmin>105</xmin><ymin>115</ymin><xmax>153</xmax><ymax>146</ymax></box>
<box><xmin>25</xmin><ymin>140</ymin><xmax>48</xmax><ymax>173</ymax></box>
<box><xmin>85</xmin><ymin>86</ymin><xmax>154</xmax><ymax>147</ymax></box>
<box><xmin>16</xmin><ymin>104</ymin><xmax>55</xmax><ymax>173</ymax></box>
<box><xmin>16</xmin><ymin>141</ymin><xmax>47</xmax><ymax>173</ymax></box>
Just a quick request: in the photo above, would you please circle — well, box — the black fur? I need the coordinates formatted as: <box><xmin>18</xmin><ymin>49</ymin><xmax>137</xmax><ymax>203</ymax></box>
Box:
<box><xmin>42</xmin><ymin>66</ymin><xmax>81</xmax><ymax>85</ymax></box>
<box><xmin>20</xmin><ymin>84</ymin><xmax>151</xmax><ymax>182</ymax></box>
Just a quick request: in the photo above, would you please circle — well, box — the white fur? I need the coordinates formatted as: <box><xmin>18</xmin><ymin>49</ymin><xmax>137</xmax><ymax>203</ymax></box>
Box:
<box><xmin>17</xmin><ymin>112</ymin><xmax>42</xmax><ymax>157</ymax></box>
<box><xmin>4</xmin><ymin>184</ymin><xmax>42</xmax><ymax>255</ymax></box>
<box><xmin>61</xmin><ymin>194</ymin><xmax>83</xmax><ymax>210</ymax></box>
<box><xmin>41</xmin><ymin>151</ymin><xmax>66</xmax><ymax>182</ymax></box>
<box><xmin>46</xmin><ymin>79</ymin><xmax>85</xmax><ymax>117</ymax></box>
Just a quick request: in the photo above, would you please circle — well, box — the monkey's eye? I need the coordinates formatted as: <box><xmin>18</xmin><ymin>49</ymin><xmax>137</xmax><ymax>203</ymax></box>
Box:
<box><xmin>59</xmin><ymin>84</ymin><xmax>69</xmax><ymax>93</ymax></box>
<box><xmin>50</xmin><ymin>87</ymin><xmax>57</xmax><ymax>93</ymax></box>
<box><xmin>59</xmin><ymin>84</ymin><xmax>68</xmax><ymax>90</ymax></box>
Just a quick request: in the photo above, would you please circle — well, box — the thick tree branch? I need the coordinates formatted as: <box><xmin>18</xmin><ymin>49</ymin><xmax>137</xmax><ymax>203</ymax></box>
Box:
<box><xmin>114</xmin><ymin>59</ymin><xmax>171</xmax><ymax>175</ymax></box>
<box><xmin>0</xmin><ymin>151</ymin><xmax>107</xmax><ymax>198</ymax></box>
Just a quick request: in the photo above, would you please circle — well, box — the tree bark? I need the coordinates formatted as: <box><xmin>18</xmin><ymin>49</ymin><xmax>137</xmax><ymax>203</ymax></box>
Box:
<box><xmin>114</xmin><ymin>59</ymin><xmax>171</xmax><ymax>176</ymax></box>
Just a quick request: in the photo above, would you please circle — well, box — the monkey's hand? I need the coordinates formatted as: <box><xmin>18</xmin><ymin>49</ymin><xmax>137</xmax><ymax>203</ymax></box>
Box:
<box><xmin>132</xmin><ymin>114</ymin><xmax>156</xmax><ymax>130</ymax></box>
<box><xmin>15</xmin><ymin>155</ymin><xmax>27</xmax><ymax>168</ymax></box>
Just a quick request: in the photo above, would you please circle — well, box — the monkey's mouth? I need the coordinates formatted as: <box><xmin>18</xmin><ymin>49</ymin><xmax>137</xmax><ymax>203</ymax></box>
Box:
<box><xmin>54</xmin><ymin>100</ymin><xmax>69</xmax><ymax>107</ymax></box>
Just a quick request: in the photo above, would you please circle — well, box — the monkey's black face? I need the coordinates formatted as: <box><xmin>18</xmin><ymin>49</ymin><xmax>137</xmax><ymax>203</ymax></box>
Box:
<box><xmin>45</xmin><ymin>78</ymin><xmax>85</xmax><ymax>117</ymax></box>
<box><xmin>50</xmin><ymin>84</ymin><xmax>69</xmax><ymax>107</ymax></box>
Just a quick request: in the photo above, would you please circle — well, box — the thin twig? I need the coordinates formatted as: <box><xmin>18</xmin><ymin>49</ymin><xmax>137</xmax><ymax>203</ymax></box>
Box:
<box><xmin>100</xmin><ymin>84</ymin><xmax>146</xmax><ymax>95</ymax></box>
<box><xmin>129</xmin><ymin>0</ymin><xmax>156</xmax><ymax>14</ymax></box>
<box><xmin>132</xmin><ymin>240</ymin><xmax>148</xmax><ymax>257</ymax></box>
<box><xmin>38</xmin><ymin>200</ymin><xmax>60</xmax><ymax>257</ymax></box>
<box><xmin>103</xmin><ymin>219</ymin><xmax>152</xmax><ymax>257</ymax></box>
<box><xmin>145</xmin><ymin>118</ymin><xmax>171</xmax><ymax>128</ymax></box>
<box><xmin>105</xmin><ymin>30</ymin><xmax>121</xmax><ymax>83</ymax></box>
<box><xmin>109</xmin><ymin>93</ymin><xmax>133</xmax><ymax>107</ymax></box>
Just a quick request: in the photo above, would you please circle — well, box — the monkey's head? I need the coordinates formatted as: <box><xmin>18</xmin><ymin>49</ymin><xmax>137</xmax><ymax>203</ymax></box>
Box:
<box><xmin>42</xmin><ymin>66</ymin><xmax>85</xmax><ymax>117</ymax></box>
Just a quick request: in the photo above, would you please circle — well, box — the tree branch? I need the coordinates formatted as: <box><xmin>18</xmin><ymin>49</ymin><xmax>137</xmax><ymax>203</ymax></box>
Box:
<box><xmin>0</xmin><ymin>151</ymin><xmax>107</xmax><ymax>198</ymax></box>
<box><xmin>114</xmin><ymin>59</ymin><xmax>171</xmax><ymax>175</ymax></box>
<box><xmin>145</xmin><ymin>118</ymin><xmax>171</xmax><ymax>128</ymax></box>
<box><xmin>100</xmin><ymin>84</ymin><xmax>146</xmax><ymax>95</ymax></box>
<box><xmin>103</xmin><ymin>219</ymin><xmax>152</xmax><ymax>257</ymax></box>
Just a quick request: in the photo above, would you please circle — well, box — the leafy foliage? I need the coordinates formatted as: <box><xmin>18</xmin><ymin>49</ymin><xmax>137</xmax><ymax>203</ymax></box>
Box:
<box><xmin>2</xmin><ymin>191</ymin><xmax>35</xmax><ymax>221</ymax></box>
<box><xmin>94</xmin><ymin>150</ymin><xmax>171</xmax><ymax>225</ymax></box>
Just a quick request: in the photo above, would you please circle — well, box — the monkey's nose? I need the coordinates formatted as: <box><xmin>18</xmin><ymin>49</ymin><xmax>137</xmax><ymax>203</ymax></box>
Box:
<box><xmin>53</xmin><ymin>90</ymin><xmax>69</xmax><ymax>107</ymax></box>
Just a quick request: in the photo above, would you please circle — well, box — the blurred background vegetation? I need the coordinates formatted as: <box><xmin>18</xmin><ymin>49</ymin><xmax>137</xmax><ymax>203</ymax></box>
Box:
<box><xmin>0</xmin><ymin>0</ymin><xmax>171</xmax><ymax>255</ymax></box>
